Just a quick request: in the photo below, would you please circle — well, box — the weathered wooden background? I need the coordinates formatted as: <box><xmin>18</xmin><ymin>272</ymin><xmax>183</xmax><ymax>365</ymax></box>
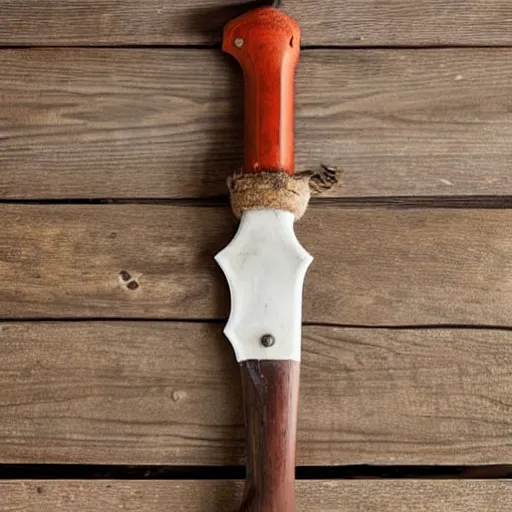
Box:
<box><xmin>1</xmin><ymin>0</ymin><xmax>512</xmax><ymax>510</ymax></box>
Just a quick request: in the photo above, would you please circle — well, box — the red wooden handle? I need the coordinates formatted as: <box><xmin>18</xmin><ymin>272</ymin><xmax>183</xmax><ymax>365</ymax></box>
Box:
<box><xmin>223</xmin><ymin>7</ymin><xmax>301</xmax><ymax>175</ymax></box>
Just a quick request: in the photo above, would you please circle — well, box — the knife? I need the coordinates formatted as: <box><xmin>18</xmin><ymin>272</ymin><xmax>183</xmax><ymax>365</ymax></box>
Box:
<box><xmin>215</xmin><ymin>4</ymin><xmax>311</xmax><ymax>512</ymax></box>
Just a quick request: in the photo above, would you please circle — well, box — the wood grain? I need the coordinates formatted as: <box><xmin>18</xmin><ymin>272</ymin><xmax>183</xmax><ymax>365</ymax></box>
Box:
<box><xmin>239</xmin><ymin>361</ymin><xmax>300</xmax><ymax>511</ymax></box>
<box><xmin>1</xmin><ymin>205</ymin><xmax>512</xmax><ymax>325</ymax></box>
<box><xmin>3</xmin><ymin>480</ymin><xmax>512</xmax><ymax>511</ymax></box>
<box><xmin>2</xmin><ymin>322</ymin><xmax>512</xmax><ymax>465</ymax></box>
<box><xmin>2</xmin><ymin>49</ymin><xmax>512</xmax><ymax>199</ymax></box>
<box><xmin>1</xmin><ymin>0</ymin><xmax>511</xmax><ymax>46</ymax></box>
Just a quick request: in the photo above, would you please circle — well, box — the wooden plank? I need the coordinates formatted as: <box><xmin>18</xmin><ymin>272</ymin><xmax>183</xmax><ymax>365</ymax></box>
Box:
<box><xmin>2</xmin><ymin>49</ymin><xmax>512</xmax><ymax>199</ymax></box>
<box><xmin>2</xmin><ymin>480</ymin><xmax>512</xmax><ymax>511</ymax></box>
<box><xmin>1</xmin><ymin>205</ymin><xmax>512</xmax><ymax>325</ymax></box>
<box><xmin>2</xmin><ymin>322</ymin><xmax>512</xmax><ymax>465</ymax></box>
<box><xmin>1</xmin><ymin>1</ymin><xmax>512</xmax><ymax>46</ymax></box>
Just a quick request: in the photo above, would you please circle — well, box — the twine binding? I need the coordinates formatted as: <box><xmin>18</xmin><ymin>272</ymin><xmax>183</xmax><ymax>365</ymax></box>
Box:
<box><xmin>228</xmin><ymin>165</ymin><xmax>340</xmax><ymax>220</ymax></box>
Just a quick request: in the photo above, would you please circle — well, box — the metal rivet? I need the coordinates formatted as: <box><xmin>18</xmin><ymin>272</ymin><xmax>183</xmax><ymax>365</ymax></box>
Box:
<box><xmin>234</xmin><ymin>37</ymin><xmax>244</xmax><ymax>48</ymax></box>
<box><xmin>260</xmin><ymin>334</ymin><xmax>275</xmax><ymax>348</ymax></box>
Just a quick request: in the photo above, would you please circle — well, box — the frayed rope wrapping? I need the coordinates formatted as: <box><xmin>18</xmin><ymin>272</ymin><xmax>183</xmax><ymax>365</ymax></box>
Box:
<box><xmin>228</xmin><ymin>165</ymin><xmax>340</xmax><ymax>221</ymax></box>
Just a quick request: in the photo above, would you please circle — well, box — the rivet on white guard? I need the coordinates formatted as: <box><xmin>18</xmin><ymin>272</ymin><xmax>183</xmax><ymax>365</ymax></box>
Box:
<box><xmin>215</xmin><ymin>209</ymin><xmax>313</xmax><ymax>362</ymax></box>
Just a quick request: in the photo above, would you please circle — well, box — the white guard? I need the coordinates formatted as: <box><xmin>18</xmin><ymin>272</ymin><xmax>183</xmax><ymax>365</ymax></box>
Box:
<box><xmin>215</xmin><ymin>209</ymin><xmax>313</xmax><ymax>362</ymax></box>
